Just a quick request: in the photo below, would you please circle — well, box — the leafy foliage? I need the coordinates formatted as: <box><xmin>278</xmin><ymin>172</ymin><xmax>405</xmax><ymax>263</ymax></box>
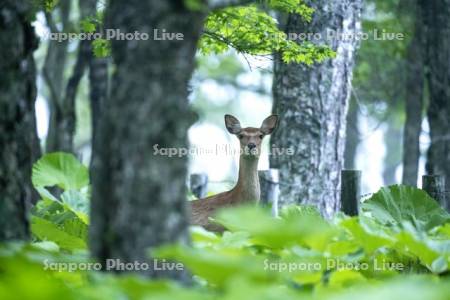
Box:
<box><xmin>2</xmin><ymin>154</ymin><xmax>449</xmax><ymax>299</ymax></box>
<box><xmin>156</xmin><ymin>199</ymin><xmax>449</xmax><ymax>288</ymax></box>
<box><xmin>30</xmin><ymin>0</ymin><xmax>60</xmax><ymax>13</ymax></box>
<box><xmin>31</xmin><ymin>153</ymin><xmax>90</xmax><ymax>251</ymax></box>
<box><xmin>200</xmin><ymin>5</ymin><xmax>334</xmax><ymax>64</ymax></box>
<box><xmin>32</xmin><ymin>152</ymin><xmax>89</xmax><ymax>191</ymax></box>
<box><xmin>75</xmin><ymin>0</ymin><xmax>334</xmax><ymax>63</ymax></box>
<box><xmin>361</xmin><ymin>185</ymin><xmax>450</xmax><ymax>231</ymax></box>
<box><xmin>78</xmin><ymin>12</ymin><xmax>110</xmax><ymax>58</ymax></box>
<box><xmin>31</xmin><ymin>215</ymin><xmax>87</xmax><ymax>250</ymax></box>
<box><xmin>92</xmin><ymin>38</ymin><xmax>111</xmax><ymax>58</ymax></box>
<box><xmin>266</xmin><ymin>0</ymin><xmax>314</xmax><ymax>19</ymax></box>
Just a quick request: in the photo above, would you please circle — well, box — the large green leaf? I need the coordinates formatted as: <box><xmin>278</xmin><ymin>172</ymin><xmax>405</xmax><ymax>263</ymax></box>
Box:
<box><xmin>153</xmin><ymin>244</ymin><xmax>274</xmax><ymax>286</ymax></box>
<box><xmin>339</xmin><ymin>217</ymin><xmax>394</xmax><ymax>254</ymax></box>
<box><xmin>61</xmin><ymin>190</ymin><xmax>90</xmax><ymax>216</ymax></box>
<box><xmin>31</xmin><ymin>199</ymin><xmax>88</xmax><ymax>251</ymax></box>
<box><xmin>213</xmin><ymin>205</ymin><xmax>337</xmax><ymax>251</ymax></box>
<box><xmin>316</xmin><ymin>276</ymin><xmax>450</xmax><ymax>300</ymax></box>
<box><xmin>32</xmin><ymin>152</ymin><xmax>89</xmax><ymax>190</ymax></box>
<box><xmin>31</xmin><ymin>216</ymin><xmax>86</xmax><ymax>251</ymax></box>
<box><xmin>361</xmin><ymin>185</ymin><xmax>450</xmax><ymax>232</ymax></box>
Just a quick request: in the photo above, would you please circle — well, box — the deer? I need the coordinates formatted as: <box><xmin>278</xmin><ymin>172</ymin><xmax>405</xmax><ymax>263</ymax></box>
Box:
<box><xmin>190</xmin><ymin>114</ymin><xmax>278</xmax><ymax>231</ymax></box>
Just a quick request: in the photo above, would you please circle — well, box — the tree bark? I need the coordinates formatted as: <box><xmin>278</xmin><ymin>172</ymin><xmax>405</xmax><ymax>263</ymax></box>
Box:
<box><xmin>344</xmin><ymin>97</ymin><xmax>359</xmax><ymax>169</ymax></box>
<box><xmin>0</xmin><ymin>1</ymin><xmax>39</xmax><ymax>241</ymax></box>
<box><xmin>90</xmin><ymin>0</ymin><xmax>205</xmax><ymax>279</ymax></box>
<box><xmin>45</xmin><ymin>0</ymin><xmax>98</xmax><ymax>154</ymax></box>
<box><xmin>43</xmin><ymin>1</ymin><xmax>71</xmax><ymax>153</ymax></box>
<box><xmin>423</xmin><ymin>0</ymin><xmax>450</xmax><ymax>193</ymax></box>
<box><xmin>88</xmin><ymin>55</ymin><xmax>108</xmax><ymax>167</ymax></box>
<box><xmin>61</xmin><ymin>39</ymin><xmax>91</xmax><ymax>152</ymax></box>
<box><xmin>401</xmin><ymin>0</ymin><xmax>424</xmax><ymax>187</ymax></box>
<box><xmin>79</xmin><ymin>0</ymin><xmax>107</xmax><ymax>157</ymax></box>
<box><xmin>270</xmin><ymin>0</ymin><xmax>362</xmax><ymax>217</ymax></box>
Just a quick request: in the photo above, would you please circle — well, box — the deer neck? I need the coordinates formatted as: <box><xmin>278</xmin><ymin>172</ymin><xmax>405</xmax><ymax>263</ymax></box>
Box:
<box><xmin>232</xmin><ymin>155</ymin><xmax>260</xmax><ymax>203</ymax></box>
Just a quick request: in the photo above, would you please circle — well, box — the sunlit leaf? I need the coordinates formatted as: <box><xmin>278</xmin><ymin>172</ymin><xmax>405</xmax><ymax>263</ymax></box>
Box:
<box><xmin>32</xmin><ymin>153</ymin><xmax>89</xmax><ymax>191</ymax></box>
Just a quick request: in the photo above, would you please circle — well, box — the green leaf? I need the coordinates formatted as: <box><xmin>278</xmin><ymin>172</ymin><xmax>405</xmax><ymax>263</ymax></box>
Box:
<box><xmin>92</xmin><ymin>38</ymin><xmax>111</xmax><ymax>58</ymax></box>
<box><xmin>31</xmin><ymin>216</ymin><xmax>86</xmax><ymax>250</ymax></box>
<box><xmin>32</xmin><ymin>152</ymin><xmax>89</xmax><ymax>191</ymax></box>
<box><xmin>190</xmin><ymin>226</ymin><xmax>220</xmax><ymax>247</ymax></box>
<box><xmin>80</xmin><ymin>18</ymin><xmax>96</xmax><ymax>33</ymax></box>
<box><xmin>339</xmin><ymin>217</ymin><xmax>393</xmax><ymax>254</ymax></box>
<box><xmin>31</xmin><ymin>198</ymin><xmax>89</xmax><ymax>250</ymax></box>
<box><xmin>436</xmin><ymin>223</ymin><xmax>450</xmax><ymax>237</ymax></box>
<box><xmin>318</xmin><ymin>276</ymin><xmax>450</xmax><ymax>300</ymax></box>
<box><xmin>217</xmin><ymin>231</ymin><xmax>252</xmax><ymax>249</ymax></box>
<box><xmin>394</xmin><ymin>230</ymin><xmax>439</xmax><ymax>267</ymax></box>
<box><xmin>42</xmin><ymin>0</ymin><xmax>59</xmax><ymax>12</ymax></box>
<box><xmin>31</xmin><ymin>241</ymin><xmax>60</xmax><ymax>252</ymax></box>
<box><xmin>430</xmin><ymin>256</ymin><xmax>448</xmax><ymax>274</ymax></box>
<box><xmin>327</xmin><ymin>269</ymin><xmax>367</xmax><ymax>289</ymax></box>
<box><xmin>214</xmin><ymin>205</ymin><xmax>336</xmax><ymax>251</ymax></box>
<box><xmin>199</xmin><ymin>5</ymin><xmax>334</xmax><ymax>65</ymax></box>
<box><xmin>184</xmin><ymin>0</ymin><xmax>205</xmax><ymax>11</ymax></box>
<box><xmin>361</xmin><ymin>185</ymin><xmax>450</xmax><ymax>232</ymax></box>
<box><xmin>61</xmin><ymin>189</ymin><xmax>90</xmax><ymax>216</ymax></box>
<box><xmin>153</xmin><ymin>244</ymin><xmax>272</xmax><ymax>286</ymax></box>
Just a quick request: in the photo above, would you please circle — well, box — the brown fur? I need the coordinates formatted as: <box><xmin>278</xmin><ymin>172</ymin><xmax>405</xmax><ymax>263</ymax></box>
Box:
<box><xmin>190</xmin><ymin>191</ymin><xmax>234</xmax><ymax>232</ymax></box>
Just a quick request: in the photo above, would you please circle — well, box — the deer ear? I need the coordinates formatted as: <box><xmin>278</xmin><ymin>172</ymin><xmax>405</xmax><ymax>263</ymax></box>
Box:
<box><xmin>224</xmin><ymin>114</ymin><xmax>241</xmax><ymax>134</ymax></box>
<box><xmin>260</xmin><ymin>115</ymin><xmax>278</xmax><ymax>135</ymax></box>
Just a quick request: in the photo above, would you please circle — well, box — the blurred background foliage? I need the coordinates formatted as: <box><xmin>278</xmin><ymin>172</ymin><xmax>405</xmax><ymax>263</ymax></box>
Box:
<box><xmin>30</xmin><ymin>0</ymin><xmax>429</xmax><ymax>193</ymax></box>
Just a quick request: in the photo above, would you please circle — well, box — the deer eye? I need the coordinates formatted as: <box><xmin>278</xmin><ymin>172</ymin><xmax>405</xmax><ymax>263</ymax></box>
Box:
<box><xmin>259</xmin><ymin>134</ymin><xmax>264</xmax><ymax>139</ymax></box>
<box><xmin>238</xmin><ymin>134</ymin><xmax>244</xmax><ymax>139</ymax></box>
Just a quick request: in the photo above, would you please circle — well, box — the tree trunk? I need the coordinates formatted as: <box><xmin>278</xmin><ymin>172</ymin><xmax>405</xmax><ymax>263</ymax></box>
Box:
<box><xmin>382</xmin><ymin>121</ymin><xmax>402</xmax><ymax>185</ymax></box>
<box><xmin>402</xmin><ymin>0</ymin><xmax>424</xmax><ymax>187</ymax></box>
<box><xmin>270</xmin><ymin>0</ymin><xmax>362</xmax><ymax>217</ymax></box>
<box><xmin>344</xmin><ymin>97</ymin><xmax>359</xmax><ymax>169</ymax></box>
<box><xmin>45</xmin><ymin>0</ymin><xmax>98</xmax><ymax>154</ymax></box>
<box><xmin>90</xmin><ymin>0</ymin><xmax>205</xmax><ymax>279</ymax></box>
<box><xmin>43</xmin><ymin>1</ymin><xmax>71</xmax><ymax>153</ymax></box>
<box><xmin>423</xmin><ymin>0</ymin><xmax>450</xmax><ymax>193</ymax></box>
<box><xmin>61</xmin><ymin>38</ymin><xmax>91</xmax><ymax>152</ymax></box>
<box><xmin>0</xmin><ymin>1</ymin><xmax>39</xmax><ymax>241</ymax></box>
<box><xmin>88</xmin><ymin>55</ymin><xmax>108</xmax><ymax>167</ymax></box>
<box><xmin>78</xmin><ymin>0</ymin><xmax>108</xmax><ymax>164</ymax></box>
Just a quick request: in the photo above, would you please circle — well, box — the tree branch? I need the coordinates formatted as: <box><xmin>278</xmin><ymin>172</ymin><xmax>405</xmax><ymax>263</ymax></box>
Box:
<box><xmin>63</xmin><ymin>40</ymin><xmax>91</xmax><ymax>141</ymax></box>
<box><xmin>195</xmin><ymin>75</ymin><xmax>270</xmax><ymax>95</ymax></box>
<box><xmin>208</xmin><ymin>0</ymin><xmax>255</xmax><ymax>11</ymax></box>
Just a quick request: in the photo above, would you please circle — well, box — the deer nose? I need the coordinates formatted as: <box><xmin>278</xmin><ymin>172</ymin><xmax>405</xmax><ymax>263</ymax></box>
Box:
<box><xmin>247</xmin><ymin>143</ymin><xmax>256</xmax><ymax>150</ymax></box>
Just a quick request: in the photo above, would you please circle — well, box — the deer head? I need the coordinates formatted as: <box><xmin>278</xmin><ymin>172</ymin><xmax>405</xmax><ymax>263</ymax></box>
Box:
<box><xmin>224</xmin><ymin>114</ymin><xmax>278</xmax><ymax>159</ymax></box>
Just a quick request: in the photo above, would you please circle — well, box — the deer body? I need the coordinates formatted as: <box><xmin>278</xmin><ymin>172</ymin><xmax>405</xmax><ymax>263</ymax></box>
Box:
<box><xmin>190</xmin><ymin>115</ymin><xmax>278</xmax><ymax>231</ymax></box>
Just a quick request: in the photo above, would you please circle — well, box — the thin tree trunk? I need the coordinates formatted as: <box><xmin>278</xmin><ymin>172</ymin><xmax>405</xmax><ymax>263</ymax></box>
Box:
<box><xmin>423</xmin><ymin>0</ymin><xmax>450</xmax><ymax>195</ymax></box>
<box><xmin>270</xmin><ymin>0</ymin><xmax>362</xmax><ymax>217</ymax></box>
<box><xmin>88</xmin><ymin>56</ymin><xmax>108</xmax><ymax>167</ymax></box>
<box><xmin>60</xmin><ymin>39</ymin><xmax>91</xmax><ymax>152</ymax></box>
<box><xmin>43</xmin><ymin>1</ymin><xmax>70</xmax><ymax>152</ymax></box>
<box><xmin>0</xmin><ymin>1</ymin><xmax>39</xmax><ymax>241</ymax></box>
<box><xmin>344</xmin><ymin>96</ymin><xmax>359</xmax><ymax>169</ymax></box>
<box><xmin>383</xmin><ymin>121</ymin><xmax>402</xmax><ymax>185</ymax></box>
<box><xmin>45</xmin><ymin>0</ymin><xmax>98</xmax><ymax>154</ymax></box>
<box><xmin>90</xmin><ymin>0</ymin><xmax>205</xmax><ymax>279</ymax></box>
<box><xmin>402</xmin><ymin>0</ymin><xmax>424</xmax><ymax>187</ymax></box>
